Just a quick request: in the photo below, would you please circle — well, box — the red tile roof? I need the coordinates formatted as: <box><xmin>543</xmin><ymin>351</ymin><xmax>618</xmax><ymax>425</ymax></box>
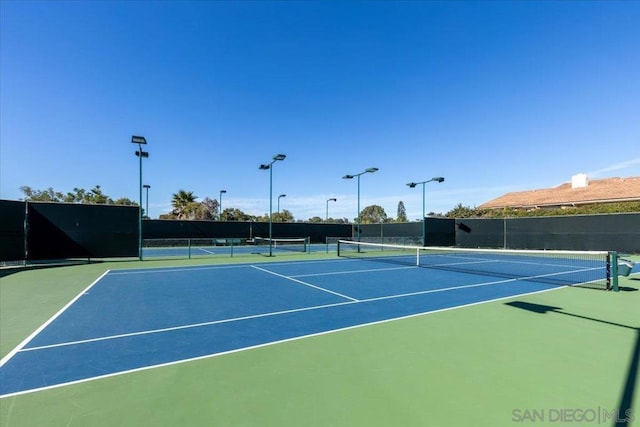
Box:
<box><xmin>479</xmin><ymin>176</ymin><xmax>640</xmax><ymax>209</ymax></box>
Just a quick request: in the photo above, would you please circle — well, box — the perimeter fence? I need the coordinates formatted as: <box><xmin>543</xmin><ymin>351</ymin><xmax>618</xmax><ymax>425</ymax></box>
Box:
<box><xmin>1</xmin><ymin>199</ymin><xmax>637</xmax><ymax>263</ymax></box>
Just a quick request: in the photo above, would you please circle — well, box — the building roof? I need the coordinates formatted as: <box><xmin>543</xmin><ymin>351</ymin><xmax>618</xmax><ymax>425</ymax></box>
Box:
<box><xmin>479</xmin><ymin>176</ymin><xmax>640</xmax><ymax>209</ymax></box>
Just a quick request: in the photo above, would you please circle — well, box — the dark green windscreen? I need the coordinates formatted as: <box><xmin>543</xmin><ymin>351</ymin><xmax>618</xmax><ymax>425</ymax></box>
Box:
<box><xmin>27</xmin><ymin>202</ymin><xmax>138</xmax><ymax>259</ymax></box>
<box><xmin>0</xmin><ymin>200</ymin><xmax>26</xmax><ymax>261</ymax></box>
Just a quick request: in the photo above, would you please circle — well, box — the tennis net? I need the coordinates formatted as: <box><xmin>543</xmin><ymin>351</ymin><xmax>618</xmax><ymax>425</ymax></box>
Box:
<box><xmin>253</xmin><ymin>236</ymin><xmax>309</xmax><ymax>253</ymax></box>
<box><xmin>337</xmin><ymin>240</ymin><xmax>618</xmax><ymax>291</ymax></box>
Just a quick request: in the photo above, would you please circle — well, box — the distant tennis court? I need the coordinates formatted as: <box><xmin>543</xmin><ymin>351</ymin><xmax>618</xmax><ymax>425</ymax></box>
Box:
<box><xmin>141</xmin><ymin>237</ymin><xmax>330</xmax><ymax>259</ymax></box>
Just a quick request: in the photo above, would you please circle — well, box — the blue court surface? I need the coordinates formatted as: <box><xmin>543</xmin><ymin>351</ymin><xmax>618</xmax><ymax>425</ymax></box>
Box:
<box><xmin>0</xmin><ymin>254</ymin><xmax>603</xmax><ymax>397</ymax></box>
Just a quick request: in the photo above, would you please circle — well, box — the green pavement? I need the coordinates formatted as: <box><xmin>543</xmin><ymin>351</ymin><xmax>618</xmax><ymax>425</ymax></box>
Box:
<box><xmin>1</xmin><ymin>255</ymin><xmax>638</xmax><ymax>427</ymax></box>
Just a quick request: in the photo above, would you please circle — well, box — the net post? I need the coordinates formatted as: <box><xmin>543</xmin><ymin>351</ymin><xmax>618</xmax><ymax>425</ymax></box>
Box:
<box><xmin>610</xmin><ymin>251</ymin><xmax>619</xmax><ymax>292</ymax></box>
<box><xmin>188</xmin><ymin>239</ymin><xmax>192</xmax><ymax>259</ymax></box>
<box><xmin>337</xmin><ymin>240</ymin><xmax>341</xmax><ymax>257</ymax></box>
<box><xmin>416</xmin><ymin>247</ymin><xmax>419</xmax><ymax>266</ymax></box>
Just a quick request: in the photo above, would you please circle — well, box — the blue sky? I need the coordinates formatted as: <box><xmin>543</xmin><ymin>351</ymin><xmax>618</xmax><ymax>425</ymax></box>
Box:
<box><xmin>1</xmin><ymin>1</ymin><xmax>639</xmax><ymax>221</ymax></box>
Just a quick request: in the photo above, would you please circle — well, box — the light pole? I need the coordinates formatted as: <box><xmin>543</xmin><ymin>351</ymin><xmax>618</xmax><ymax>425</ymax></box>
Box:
<box><xmin>143</xmin><ymin>184</ymin><xmax>151</xmax><ymax>219</ymax></box>
<box><xmin>277</xmin><ymin>194</ymin><xmax>286</xmax><ymax>217</ymax></box>
<box><xmin>132</xmin><ymin>135</ymin><xmax>148</xmax><ymax>261</ymax></box>
<box><xmin>343</xmin><ymin>167</ymin><xmax>378</xmax><ymax>242</ymax></box>
<box><xmin>219</xmin><ymin>190</ymin><xmax>227</xmax><ymax>220</ymax></box>
<box><xmin>326</xmin><ymin>198</ymin><xmax>337</xmax><ymax>222</ymax></box>
<box><xmin>259</xmin><ymin>154</ymin><xmax>286</xmax><ymax>256</ymax></box>
<box><xmin>407</xmin><ymin>177</ymin><xmax>444</xmax><ymax>246</ymax></box>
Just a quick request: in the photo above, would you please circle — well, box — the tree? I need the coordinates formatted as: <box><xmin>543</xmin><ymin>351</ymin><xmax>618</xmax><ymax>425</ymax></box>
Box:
<box><xmin>396</xmin><ymin>201</ymin><xmax>408</xmax><ymax>223</ymax></box>
<box><xmin>179</xmin><ymin>202</ymin><xmax>200</xmax><ymax>220</ymax></box>
<box><xmin>196</xmin><ymin>197</ymin><xmax>218</xmax><ymax>220</ymax></box>
<box><xmin>316</xmin><ymin>216</ymin><xmax>349</xmax><ymax>223</ymax></box>
<box><xmin>112</xmin><ymin>197</ymin><xmax>137</xmax><ymax>206</ymax></box>
<box><xmin>171</xmin><ymin>190</ymin><xmax>197</xmax><ymax>219</ymax></box>
<box><xmin>158</xmin><ymin>212</ymin><xmax>176</xmax><ymax>220</ymax></box>
<box><xmin>85</xmin><ymin>185</ymin><xmax>110</xmax><ymax>204</ymax></box>
<box><xmin>63</xmin><ymin>187</ymin><xmax>86</xmax><ymax>203</ymax></box>
<box><xmin>445</xmin><ymin>203</ymin><xmax>478</xmax><ymax>218</ymax></box>
<box><xmin>273</xmin><ymin>209</ymin><xmax>294</xmax><ymax>223</ymax></box>
<box><xmin>20</xmin><ymin>186</ymin><xmax>63</xmax><ymax>202</ymax></box>
<box><xmin>222</xmin><ymin>208</ymin><xmax>253</xmax><ymax>221</ymax></box>
<box><xmin>359</xmin><ymin>205</ymin><xmax>388</xmax><ymax>224</ymax></box>
<box><xmin>19</xmin><ymin>185</ymin><xmax>135</xmax><ymax>206</ymax></box>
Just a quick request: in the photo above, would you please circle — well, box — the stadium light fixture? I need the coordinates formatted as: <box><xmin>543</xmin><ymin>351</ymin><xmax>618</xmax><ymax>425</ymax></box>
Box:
<box><xmin>343</xmin><ymin>167</ymin><xmax>378</xmax><ymax>242</ymax></box>
<box><xmin>219</xmin><ymin>190</ymin><xmax>227</xmax><ymax>220</ymax></box>
<box><xmin>132</xmin><ymin>135</ymin><xmax>149</xmax><ymax>260</ymax></box>
<box><xmin>406</xmin><ymin>177</ymin><xmax>445</xmax><ymax>245</ymax></box>
<box><xmin>259</xmin><ymin>154</ymin><xmax>286</xmax><ymax>256</ymax></box>
<box><xmin>326</xmin><ymin>198</ymin><xmax>337</xmax><ymax>222</ymax></box>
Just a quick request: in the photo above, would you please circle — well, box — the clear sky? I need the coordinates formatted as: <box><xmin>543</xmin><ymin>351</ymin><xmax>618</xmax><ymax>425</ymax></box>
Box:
<box><xmin>1</xmin><ymin>1</ymin><xmax>639</xmax><ymax>221</ymax></box>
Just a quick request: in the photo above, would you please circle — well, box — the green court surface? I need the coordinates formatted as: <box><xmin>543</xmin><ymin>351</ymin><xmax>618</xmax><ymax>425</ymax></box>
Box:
<box><xmin>1</xmin><ymin>254</ymin><xmax>638</xmax><ymax>427</ymax></box>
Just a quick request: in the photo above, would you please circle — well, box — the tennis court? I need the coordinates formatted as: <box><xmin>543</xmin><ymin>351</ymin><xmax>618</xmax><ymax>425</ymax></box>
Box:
<box><xmin>141</xmin><ymin>237</ymin><xmax>329</xmax><ymax>259</ymax></box>
<box><xmin>0</xmin><ymin>245</ymin><xmax>639</xmax><ymax>426</ymax></box>
<box><xmin>0</xmin><ymin>243</ymin><xmax>621</xmax><ymax>397</ymax></box>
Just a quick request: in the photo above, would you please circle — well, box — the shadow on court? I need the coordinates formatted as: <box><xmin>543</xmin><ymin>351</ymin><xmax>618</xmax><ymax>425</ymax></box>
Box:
<box><xmin>506</xmin><ymin>301</ymin><xmax>638</xmax><ymax>427</ymax></box>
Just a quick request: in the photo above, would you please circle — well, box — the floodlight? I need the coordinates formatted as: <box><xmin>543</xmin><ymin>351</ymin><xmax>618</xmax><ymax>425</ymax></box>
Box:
<box><xmin>131</xmin><ymin>136</ymin><xmax>147</xmax><ymax>144</ymax></box>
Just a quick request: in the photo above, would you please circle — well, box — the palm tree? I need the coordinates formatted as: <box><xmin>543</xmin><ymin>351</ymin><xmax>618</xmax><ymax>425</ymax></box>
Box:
<box><xmin>171</xmin><ymin>190</ymin><xmax>197</xmax><ymax>219</ymax></box>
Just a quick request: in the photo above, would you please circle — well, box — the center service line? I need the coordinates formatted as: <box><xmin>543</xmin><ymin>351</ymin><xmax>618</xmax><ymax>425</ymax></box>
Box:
<box><xmin>250</xmin><ymin>265</ymin><xmax>359</xmax><ymax>302</ymax></box>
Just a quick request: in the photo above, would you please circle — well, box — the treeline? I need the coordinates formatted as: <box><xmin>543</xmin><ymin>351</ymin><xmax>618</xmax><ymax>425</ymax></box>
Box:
<box><xmin>19</xmin><ymin>186</ymin><xmax>137</xmax><ymax>206</ymax></box>
<box><xmin>441</xmin><ymin>201</ymin><xmax>640</xmax><ymax>218</ymax></box>
<box><xmin>18</xmin><ymin>186</ymin><xmax>639</xmax><ymax>222</ymax></box>
<box><xmin>162</xmin><ymin>189</ymin><xmax>350</xmax><ymax>222</ymax></box>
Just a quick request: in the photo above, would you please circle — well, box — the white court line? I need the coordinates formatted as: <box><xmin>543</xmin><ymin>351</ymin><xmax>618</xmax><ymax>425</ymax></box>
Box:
<box><xmin>108</xmin><ymin>264</ymin><xmax>252</xmax><ymax>275</ymax></box>
<box><xmin>0</xmin><ymin>270</ymin><xmax>111</xmax><ymax>368</ymax></box>
<box><xmin>196</xmin><ymin>247</ymin><xmax>216</xmax><ymax>255</ymax></box>
<box><xmin>20</xmin><ymin>299</ymin><xmax>357</xmax><ymax>352</ymax></box>
<box><xmin>250</xmin><ymin>265</ymin><xmax>359</xmax><ymax>302</ymax></box>
<box><xmin>429</xmin><ymin>255</ymin><xmax>600</xmax><ymax>270</ymax></box>
<box><xmin>291</xmin><ymin>265</ymin><xmax>416</xmax><ymax>278</ymax></box>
